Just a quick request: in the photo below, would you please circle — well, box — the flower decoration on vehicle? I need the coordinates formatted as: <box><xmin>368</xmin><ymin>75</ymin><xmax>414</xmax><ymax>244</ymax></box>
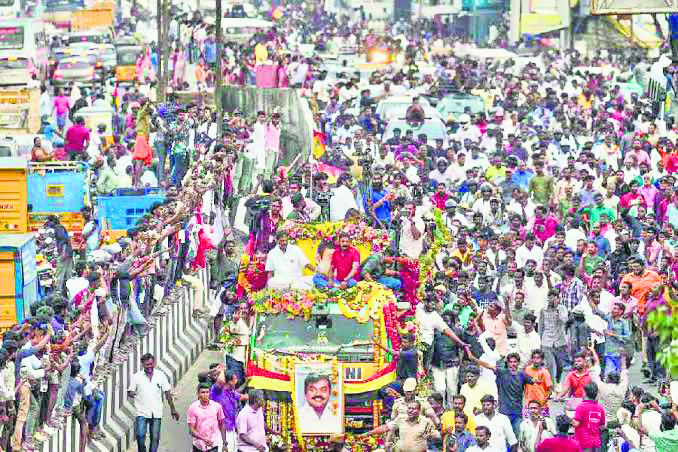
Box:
<box><xmin>279</xmin><ymin>220</ymin><xmax>391</xmax><ymax>249</ymax></box>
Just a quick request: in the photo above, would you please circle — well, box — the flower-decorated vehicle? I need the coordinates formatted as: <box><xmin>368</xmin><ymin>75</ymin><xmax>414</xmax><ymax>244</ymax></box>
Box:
<box><xmin>242</xmin><ymin>282</ymin><xmax>404</xmax><ymax>451</ymax></box>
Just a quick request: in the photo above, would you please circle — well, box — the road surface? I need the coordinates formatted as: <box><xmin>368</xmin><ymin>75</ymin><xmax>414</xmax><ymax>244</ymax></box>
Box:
<box><xmin>127</xmin><ymin>349</ymin><xmax>654</xmax><ymax>452</ymax></box>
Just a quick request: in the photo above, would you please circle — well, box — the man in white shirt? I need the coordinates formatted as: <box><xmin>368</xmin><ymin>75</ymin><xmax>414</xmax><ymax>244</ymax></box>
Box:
<box><xmin>466</xmin><ymin>425</ymin><xmax>504</xmax><ymax>452</ymax></box>
<box><xmin>127</xmin><ymin>353</ymin><xmax>179</xmax><ymax>452</ymax></box>
<box><xmin>330</xmin><ymin>173</ymin><xmax>359</xmax><ymax>221</ymax></box>
<box><xmin>249</xmin><ymin>111</ymin><xmax>267</xmax><ymax>181</ymax></box>
<box><xmin>399</xmin><ymin>201</ymin><xmax>425</xmax><ymax>260</ymax></box>
<box><xmin>513</xmin><ymin>314</ymin><xmax>541</xmax><ymax>367</ymax></box>
<box><xmin>265</xmin><ymin>231</ymin><xmax>316</xmax><ymax>291</ymax></box>
<box><xmin>298</xmin><ymin>373</ymin><xmax>341</xmax><ymax>434</ymax></box>
<box><xmin>416</xmin><ymin>298</ymin><xmax>469</xmax><ymax>369</ymax></box>
<box><xmin>475</xmin><ymin>395</ymin><xmax>518</xmax><ymax>451</ymax></box>
<box><xmin>515</xmin><ymin>234</ymin><xmax>544</xmax><ymax>268</ymax></box>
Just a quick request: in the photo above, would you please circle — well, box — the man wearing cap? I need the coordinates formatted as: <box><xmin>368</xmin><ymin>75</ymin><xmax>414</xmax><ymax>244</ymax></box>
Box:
<box><xmin>265</xmin><ymin>231</ymin><xmax>316</xmax><ymax>291</ymax></box>
<box><xmin>473</xmin><ymin>185</ymin><xmax>495</xmax><ymax>217</ymax></box>
<box><xmin>454</xmin><ymin>114</ymin><xmax>481</xmax><ymax>143</ymax></box>
<box><xmin>362</xmin><ymin>397</ymin><xmax>440</xmax><ymax>452</ymax></box>
<box><xmin>287</xmin><ymin>193</ymin><xmax>310</xmax><ymax>222</ymax></box>
<box><xmin>391</xmin><ymin>378</ymin><xmax>439</xmax><ymax>426</ymax></box>
<box><xmin>430</xmin><ymin>157</ymin><xmax>456</xmax><ymax>187</ymax></box>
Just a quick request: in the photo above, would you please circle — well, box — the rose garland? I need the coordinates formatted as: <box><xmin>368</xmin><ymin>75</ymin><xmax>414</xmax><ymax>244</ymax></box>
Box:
<box><xmin>279</xmin><ymin>220</ymin><xmax>391</xmax><ymax>249</ymax></box>
<box><xmin>398</xmin><ymin>257</ymin><xmax>420</xmax><ymax>310</ymax></box>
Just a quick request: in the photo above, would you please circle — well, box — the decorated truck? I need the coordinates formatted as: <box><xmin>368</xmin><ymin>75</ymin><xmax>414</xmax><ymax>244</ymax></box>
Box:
<box><xmin>243</xmin><ymin>282</ymin><xmax>401</xmax><ymax>451</ymax></box>
<box><xmin>230</xmin><ymin>221</ymin><xmax>419</xmax><ymax>451</ymax></box>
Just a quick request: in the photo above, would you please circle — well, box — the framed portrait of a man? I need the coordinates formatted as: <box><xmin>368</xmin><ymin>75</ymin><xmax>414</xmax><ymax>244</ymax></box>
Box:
<box><xmin>294</xmin><ymin>362</ymin><xmax>344</xmax><ymax>435</ymax></box>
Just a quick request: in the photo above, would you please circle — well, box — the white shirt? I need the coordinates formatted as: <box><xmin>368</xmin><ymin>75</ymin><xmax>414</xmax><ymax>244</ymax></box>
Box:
<box><xmin>330</xmin><ymin>185</ymin><xmax>359</xmax><ymax>222</ymax></box>
<box><xmin>141</xmin><ymin>170</ymin><xmax>159</xmax><ymax>187</ymax></box>
<box><xmin>399</xmin><ymin>216</ymin><xmax>425</xmax><ymax>259</ymax></box>
<box><xmin>465</xmin><ymin>445</ymin><xmax>504</xmax><ymax>452</ymax></box>
<box><xmin>298</xmin><ymin>401</ymin><xmax>341</xmax><ymax>434</ymax></box>
<box><xmin>515</xmin><ymin>244</ymin><xmax>544</xmax><ymax>268</ymax></box>
<box><xmin>475</xmin><ymin>412</ymin><xmax>518</xmax><ymax>450</ymax></box>
<box><xmin>564</xmin><ymin>228</ymin><xmax>587</xmax><ymax>251</ymax></box>
<box><xmin>265</xmin><ymin>244</ymin><xmax>309</xmax><ymax>281</ymax></box>
<box><xmin>415</xmin><ymin>303</ymin><xmax>448</xmax><ymax>346</ymax></box>
<box><xmin>513</xmin><ymin>322</ymin><xmax>541</xmax><ymax>366</ymax></box>
<box><xmin>66</xmin><ymin>276</ymin><xmax>89</xmax><ymax>301</ymax></box>
<box><xmin>128</xmin><ymin>369</ymin><xmax>172</xmax><ymax>418</ymax></box>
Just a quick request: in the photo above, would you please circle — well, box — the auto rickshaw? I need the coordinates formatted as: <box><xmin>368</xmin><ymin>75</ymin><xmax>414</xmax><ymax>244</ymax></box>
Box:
<box><xmin>76</xmin><ymin>105</ymin><xmax>114</xmax><ymax>148</ymax></box>
<box><xmin>114</xmin><ymin>44</ymin><xmax>142</xmax><ymax>83</ymax></box>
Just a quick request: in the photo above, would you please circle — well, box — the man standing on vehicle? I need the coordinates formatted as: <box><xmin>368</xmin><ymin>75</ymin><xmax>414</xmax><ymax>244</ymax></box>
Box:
<box><xmin>47</xmin><ymin>215</ymin><xmax>73</xmax><ymax>294</ymax></box>
<box><xmin>132</xmin><ymin>97</ymin><xmax>153</xmax><ymax>188</ymax></box>
<box><xmin>128</xmin><ymin>353</ymin><xmax>180</xmax><ymax>452</ymax></box>
<box><xmin>64</xmin><ymin>116</ymin><xmax>90</xmax><ymax>161</ymax></box>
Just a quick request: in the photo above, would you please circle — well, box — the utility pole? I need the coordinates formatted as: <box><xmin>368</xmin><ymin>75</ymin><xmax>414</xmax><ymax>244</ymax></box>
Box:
<box><xmin>216</xmin><ymin>0</ymin><xmax>223</xmax><ymax>137</ymax></box>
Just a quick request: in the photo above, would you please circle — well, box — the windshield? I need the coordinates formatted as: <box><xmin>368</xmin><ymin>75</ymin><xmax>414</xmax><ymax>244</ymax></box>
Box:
<box><xmin>383</xmin><ymin>120</ymin><xmax>446</xmax><ymax>141</ymax></box>
<box><xmin>68</xmin><ymin>35</ymin><xmax>102</xmax><ymax>45</ymax></box>
<box><xmin>46</xmin><ymin>0</ymin><xmax>84</xmax><ymax>11</ymax></box>
<box><xmin>0</xmin><ymin>27</ymin><xmax>23</xmax><ymax>50</ymax></box>
<box><xmin>0</xmin><ymin>58</ymin><xmax>28</xmax><ymax>70</ymax></box>
<box><xmin>439</xmin><ymin>96</ymin><xmax>484</xmax><ymax>114</ymax></box>
<box><xmin>59</xmin><ymin>61</ymin><xmax>89</xmax><ymax>70</ymax></box>
<box><xmin>256</xmin><ymin>311</ymin><xmax>374</xmax><ymax>352</ymax></box>
<box><xmin>0</xmin><ymin>0</ymin><xmax>16</xmax><ymax>7</ymax></box>
<box><xmin>117</xmin><ymin>50</ymin><xmax>140</xmax><ymax>65</ymax></box>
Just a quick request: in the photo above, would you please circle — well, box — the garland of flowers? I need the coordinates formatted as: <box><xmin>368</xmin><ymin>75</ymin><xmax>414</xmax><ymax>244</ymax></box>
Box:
<box><xmin>249</xmin><ymin>283</ymin><xmax>397</xmax><ymax>324</ymax></box>
<box><xmin>279</xmin><ymin>220</ymin><xmax>391</xmax><ymax>249</ymax></box>
<box><xmin>337</xmin><ymin>282</ymin><xmax>396</xmax><ymax>323</ymax></box>
<box><xmin>398</xmin><ymin>257</ymin><xmax>420</xmax><ymax>309</ymax></box>
<box><xmin>418</xmin><ymin>208</ymin><xmax>450</xmax><ymax>290</ymax></box>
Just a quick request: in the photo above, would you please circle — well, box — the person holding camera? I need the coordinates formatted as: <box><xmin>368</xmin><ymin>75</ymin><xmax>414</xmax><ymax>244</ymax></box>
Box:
<box><xmin>398</xmin><ymin>200</ymin><xmax>425</xmax><ymax>260</ymax></box>
<box><xmin>519</xmin><ymin>400</ymin><xmax>556</xmax><ymax>452</ymax></box>
<box><xmin>363</xmin><ymin>172</ymin><xmax>394</xmax><ymax>227</ymax></box>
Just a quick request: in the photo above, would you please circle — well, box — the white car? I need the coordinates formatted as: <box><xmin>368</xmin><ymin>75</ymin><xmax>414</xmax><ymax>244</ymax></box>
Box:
<box><xmin>375</xmin><ymin>96</ymin><xmax>431</xmax><ymax>121</ymax></box>
<box><xmin>382</xmin><ymin>117</ymin><xmax>448</xmax><ymax>148</ymax></box>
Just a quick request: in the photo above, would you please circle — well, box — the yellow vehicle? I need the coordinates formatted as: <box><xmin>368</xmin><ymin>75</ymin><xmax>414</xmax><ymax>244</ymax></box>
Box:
<box><xmin>71</xmin><ymin>8</ymin><xmax>114</xmax><ymax>31</ymax></box>
<box><xmin>0</xmin><ymin>159</ymin><xmax>89</xmax><ymax>234</ymax></box>
<box><xmin>233</xmin><ymin>221</ymin><xmax>404</xmax><ymax>449</ymax></box>
<box><xmin>115</xmin><ymin>45</ymin><xmax>142</xmax><ymax>83</ymax></box>
<box><xmin>0</xmin><ymin>87</ymin><xmax>40</xmax><ymax>135</ymax></box>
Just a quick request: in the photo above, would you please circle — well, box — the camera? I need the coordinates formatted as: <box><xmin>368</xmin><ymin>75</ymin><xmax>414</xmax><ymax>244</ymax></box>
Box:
<box><xmin>315</xmin><ymin>191</ymin><xmax>333</xmax><ymax>204</ymax></box>
<box><xmin>250</xmin><ymin>197</ymin><xmax>271</xmax><ymax>212</ymax></box>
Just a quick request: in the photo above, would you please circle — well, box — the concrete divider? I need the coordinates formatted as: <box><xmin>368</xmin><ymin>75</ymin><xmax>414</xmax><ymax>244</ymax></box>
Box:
<box><xmin>220</xmin><ymin>86</ymin><xmax>314</xmax><ymax>165</ymax></box>
<box><xmin>39</xmin><ymin>266</ymin><xmax>211</xmax><ymax>452</ymax></box>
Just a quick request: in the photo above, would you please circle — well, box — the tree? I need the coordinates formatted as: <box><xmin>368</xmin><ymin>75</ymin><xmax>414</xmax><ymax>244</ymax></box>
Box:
<box><xmin>646</xmin><ymin>288</ymin><xmax>678</xmax><ymax>378</ymax></box>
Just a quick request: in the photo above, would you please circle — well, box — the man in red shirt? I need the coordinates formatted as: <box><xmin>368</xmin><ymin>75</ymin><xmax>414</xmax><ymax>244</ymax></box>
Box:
<box><xmin>64</xmin><ymin>116</ymin><xmax>90</xmax><ymax>161</ymax></box>
<box><xmin>573</xmin><ymin>382</ymin><xmax>606</xmax><ymax>451</ymax></box>
<box><xmin>536</xmin><ymin>415</ymin><xmax>582</xmax><ymax>452</ymax></box>
<box><xmin>313</xmin><ymin>232</ymin><xmax>360</xmax><ymax>289</ymax></box>
<box><xmin>555</xmin><ymin>352</ymin><xmax>591</xmax><ymax>400</ymax></box>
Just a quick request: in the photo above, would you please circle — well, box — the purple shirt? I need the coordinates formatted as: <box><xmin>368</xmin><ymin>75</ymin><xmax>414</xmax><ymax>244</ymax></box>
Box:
<box><xmin>210</xmin><ymin>384</ymin><xmax>240</xmax><ymax>431</ymax></box>
<box><xmin>236</xmin><ymin>404</ymin><xmax>266</xmax><ymax>452</ymax></box>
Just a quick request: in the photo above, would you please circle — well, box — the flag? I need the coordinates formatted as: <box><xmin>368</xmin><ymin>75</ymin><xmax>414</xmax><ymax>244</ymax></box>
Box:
<box><xmin>312</xmin><ymin>130</ymin><xmax>326</xmax><ymax>159</ymax></box>
<box><xmin>314</xmin><ymin>163</ymin><xmax>344</xmax><ymax>184</ymax></box>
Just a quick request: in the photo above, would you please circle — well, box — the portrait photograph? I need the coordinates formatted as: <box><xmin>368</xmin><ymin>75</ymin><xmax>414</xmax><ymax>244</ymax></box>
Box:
<box><xmin>294</xmin><ymin>362</ymin><xmax>344</xmax><ymax>435</ymax></box>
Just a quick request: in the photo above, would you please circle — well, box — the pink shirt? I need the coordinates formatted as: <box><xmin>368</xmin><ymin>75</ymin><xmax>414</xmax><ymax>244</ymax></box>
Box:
<box><xmin>573</xmin><ymin>399</ymin><xmax>606</xmax><ymax>448</ymax></box>
<box><xmin>64</xmin><ymin>124</ymin><xmax>90</xmax><ymax>152</ymax></box>
<box><xmin>54</xmin><ymin>96</ymin><xmax>70</xmax><ymax>115</ymax></box>
<box><xmin>264</xmin><ymin>123</ymin><xmax>280</xmax><ymax>152</ymax></box>
<box><xmin>187</xmin><ymin>400</ymin><xmax>225</xmax><ymax>451</ymax></box>
<box><xmin>481</xmin><ymin>311</ymin><xmax>508</xmax><ymax>356</ymax></box>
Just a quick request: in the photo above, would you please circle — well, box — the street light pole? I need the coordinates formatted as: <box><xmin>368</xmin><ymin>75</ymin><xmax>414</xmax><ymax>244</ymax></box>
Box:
<box><xmin>216</xmin><ymin>0</ymin><xmax>223</xmax><ymax>137</ymax></box>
